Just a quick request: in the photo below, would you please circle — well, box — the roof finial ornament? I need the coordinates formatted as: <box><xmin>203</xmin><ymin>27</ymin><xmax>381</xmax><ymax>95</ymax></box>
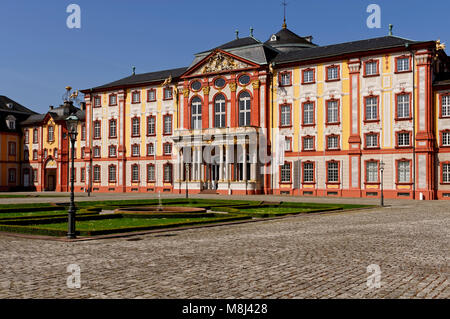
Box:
<box><xmin>282</xmin><ymin>0</ymin><xmax>288</xmax><ymax>29</ymax></box>
<box><xmin>132</xmin><ymin>66</ymin><xmax>136</xmax><ymax>76</ymax></box>
<box><xmin>235</xmin><ymin>29</ymin><xmax>239</xmax><ymax>39</ymax></box>
<box><xmin>250</xmin><ymin>27</ymin><xmax>254</xmax><ymax>37</ymax></box>
<box><xmin>389</xmin><ymin>24</ymin><xmax>393</xmax><ymax>36</ymax></box>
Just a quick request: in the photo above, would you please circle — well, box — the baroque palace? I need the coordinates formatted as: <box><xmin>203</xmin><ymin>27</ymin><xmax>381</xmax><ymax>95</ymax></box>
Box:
<box><xmin>2</xmin><ymin>22</ymin><xmax>450</xmax><ymax>200</ymax></box>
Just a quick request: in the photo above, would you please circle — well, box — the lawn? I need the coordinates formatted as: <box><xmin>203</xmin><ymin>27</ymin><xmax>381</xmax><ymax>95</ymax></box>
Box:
<box><xmin>40</xmin><ymin>217</ymin><xmax>227</xmax><ymax>231</ymax></box>
<box><xmin>0</xmin><ymin>198</ymin><xmax>373</xmax><ymax>237</ymax></box>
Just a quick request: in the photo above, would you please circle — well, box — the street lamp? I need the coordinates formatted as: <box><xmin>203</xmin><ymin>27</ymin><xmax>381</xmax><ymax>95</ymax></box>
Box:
<box><xmin>380</xmin><ymin>161</ymin><xmax>385</xmax><ymax>207</ymax></box>
<box><xmin>65</xmin><ymin>114</ymin><xmax>79</xmax><ymax>239</ymax></box>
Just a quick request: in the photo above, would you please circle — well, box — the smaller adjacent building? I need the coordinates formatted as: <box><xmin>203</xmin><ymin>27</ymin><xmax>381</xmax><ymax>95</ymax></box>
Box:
<box><xmin>20</xmin><ymin>101</ymin><xmax>85</xmax><ymax>192</ymax></box>
<box><xmin>0</xmin><ymin>96</ymin><xmax>37</xmax><ymax>191</ymax></box>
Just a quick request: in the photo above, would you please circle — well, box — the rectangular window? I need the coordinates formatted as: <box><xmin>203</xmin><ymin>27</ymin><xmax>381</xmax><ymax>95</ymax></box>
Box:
<box><xmin>33</xmin><ymin>169</ymin><xmax>38</xmax><ymax>182</ymax></box>
<box><xmin>303</xmin><ymin>162</ymin><xmax>314</xmax><ymax>183</ymax></box>
<box><xmin>132</xmin><ymin>165</ymin><xmax>139</xmax><ymax>182</ymax></box>
<box><xmin>302</xmin><ymin>69</ymin><xmax>314</xmax><ymax>83</ymax></box>
<box><xmin>443</xmin><ymin>132</ymin><xmax>450</xmax><ymax>146</ymax></box>
<box><xmin>147</xmin><ymin>116</ymin><xmax>156</xmax><ymax>135</ymax></box>
<box><xmin>132</xmin><ymin>118</ymin><xmax>140</xmax><ymax>137</ymax></box>
<box><xmin>163</xmin><ymin>143</ymin><xmax>172</xmax><ymax>155</ymax></box>
<box><xmin>147</xmin><ymin>89</ymin><xmax>156</xmax><ymax>102</ymax></box>
<box><xmin>163</xmin><ymin>87</ymin><xmax>173</xmax><ymax>100</ymax></box>
<box><xmin>81</xmin><ymin>168</ymin><xmax>85</xmax><ymax>182</ymax></box>
<box><xmin>443</xmin><ymin>164</ymin><xmax>450</xmax><ymax>183</ymax></box>
<box><xmin>147</xmin><ymin>165</ymin><xmax>155</xmax><ymax>182</ymax></box>
<box><xmin>8</xmin><ymin>142</ymin><xmax>16</xmax><ymax>156</ymax></box>
<box><xmin>279</xmin><ymin>72</ymin><xmax>291</xmax><ymax>86</ymax></box>
<box><xmin>33</xmin><ymin>129</ymin><xmax>38</xmax><ymax>144</ymax></box>
<box><xmin>366</xmin><ymin>161</ymin><xmax>378</xmax><ymax>183</ymax></box>
<box><xmin>327</xmin><ymin>136</ymin><xmax>339</xmax><ymax>150</ymax></box>
<box><xmin>365</xmin><ymin>96</ymin><xmax>378</xmax><ymax>121</ymax></box>
<box><xmin>93</xmin><ymin>166</ymin><xmax>101</xmax><ymax>182</ymax></box>
<box><xmin>81</xmin><ymin>124</ymin><xmax>86</xmax><ymax>141</ymax></box>
<box><xmin>109</xmin><ymin>166</ymin><xmax>116</xmax><ymax>182</ymax></box>
<box><xmin>24</xmin><ymin>130</ymin><xmax>29</xmax><ymax>144</ymax></box>
<box><xmin>48</xmin><ymin>126</ymin><xmax>54</xmax><ymax>142</ymax></box>
<box><xmin>442</xmin><ymin>95</ymin><xmax>450</xmax><ymax>117</ymax></box>
<box><xmin>8</xmin><ymin>169</ymin><xmax>16</xmax><ymax>183</ymax></box>
<box><xmin>109</xmin><ymin>146</ymin><xmax>116</xmax><ymax>157</ymax></box>
<box><xmin>132</xmin><ymin>145</ymin><xmax>140</xmax><ymax>157</ymax></box>
<box><xmin>326</xmin><ymin>66</ymin><xmax>339</xmax><ymax>81</ymax></box>
<box><xmin>326</xmin><ymin>100</ymin><xmax>339</xmax><ymax>124</ymax></box>
<box><xmin>327</xmin><ymin>162</ymin><xmax>339</xmax><ymax>183</ymax></box>
<box><xmin>147</xmin><ymin>143</ymin><xmax>154</xmax><ymax>156</ymax></box>
<box><xmin>397</xmin><ymin>94</ymin><xmax>410</xmax><ymax>119</ymax></box>
<box><xmin>396</xmin><ymin>57</ymin><xmax>410</xmax><ymax>72</ymax></box>
<box><xmin>132</xmin><ymin>91</ymin><xmax>140</xmax><ymax>104</ymax></box>
<box><xmin>164</xmin><ymin>164</ymin><xmax>172</xmax><ymax>183</ymax></box>
<box><xmin>397</xmin><ymin>132</ymin><xmax>410</xmax><ymax>147</ymax></box>
<box><xmin>365</xmin><ymin>61</ymin><xmax>378</xmax><ymax>76</ymax></box>
<box><xmin>93</xmin><ymin>147</ymin><xmax>101</xmax><ymax>158</ymax></box>
<box><xmin>163</xmin><ymin>115</ymin><xmax>172</xmax><ymax>135</ymax></box>
<box><xmin>33</xmin><ymin>150</ymin><xmax>38</xmax><ymax>160</ymax></box>
<box><xmin>94</xmin><ymin>96</ymin><xmax>102</xmax><ymax>107</ymax></box>
<box><xmin>109</xmin><ymin>95</ymin><xmax>117</xmax><ymax>106</ymax></box>
<box><xmin>93</xmin><ymin>121</ymin><xmax>101</xmax><ymax>139</ymax></box>
<box><xmin>366</xmin><ymin>134</ymin><xmax>379</xmax><ymax>148</ymax></box>
<box><xmin>280</xmin><ymin>104</ymin><xmax>291</xmax><ymax>127</ymax></box>
<box><xmin>303</xmin><ymin>137</ymin><xmax>314</xmax><ymax>151</ymax></box>
<box><xmin>280</xmin><ymin>163</ymin><xmax>291</xmax><ymax>183</ymax></box>
<box><xmin>285</xmin><ymin>137</ymin><xmax>291</xmax><ymax>152</ymax></box>
<box><xmin>302</xmin><ymin>102</ymin><xmax>314</xmax><ymax>125</ymax></box>
<box><xmin>398</xmin><ymin>161</ymin><xmax>411</xmax><ymax>183</ymax></box>
<box><xmin>109</xmin><ymin>120</ymin><xmax>117</xmax><ymax>138</ymax></box>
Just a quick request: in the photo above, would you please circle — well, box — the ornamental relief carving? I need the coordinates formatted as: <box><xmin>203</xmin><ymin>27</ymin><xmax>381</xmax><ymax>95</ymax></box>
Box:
<box><xmin>361</xmin><ymin>122</ymin><xmax>381</xmax><ymax>133</ymax></box>
<box><xmin>393</xmin><ymin>121</ymin><xmax>413</xmax><ymax>131</ymax></box>
<box><xmin>324</xmin><ymin>126</ymin><xmax>341</xmax><ymax>135</ymax></box>
<box><xmin>300</xmin><ymin>127</ymin><xmax>317</xmax><ymax>136</ymax></box>
<box><xmin>200</xmin><ymin>52</ymin><xmax>248</xmax><ymax>74</ymax></box>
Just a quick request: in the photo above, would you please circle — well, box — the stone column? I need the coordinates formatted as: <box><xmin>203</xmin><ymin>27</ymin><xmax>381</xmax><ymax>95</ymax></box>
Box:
<box><xmin>243</xmin><ymin>144</ymin><xmax>247</xmax><ymax>181</ymax></box>
<box><xmin>219</xmin><ymin>145</ymin><xmax>224</xmax><ymax>180</ymax></box>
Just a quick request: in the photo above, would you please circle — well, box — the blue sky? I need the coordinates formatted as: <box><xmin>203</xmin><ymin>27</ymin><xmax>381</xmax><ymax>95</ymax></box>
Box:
<box><xmin>0</xmin><ymin>0</ymin><xmax>449</xmax><ymax>114</ymax></box>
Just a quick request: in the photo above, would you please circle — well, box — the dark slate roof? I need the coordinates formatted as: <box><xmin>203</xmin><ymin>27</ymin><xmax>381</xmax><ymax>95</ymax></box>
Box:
<box><xmin>273</xmin><ymin>36</ymin><xmax>426</xmax><ymax>64</ymax></box>
<box><xmin>265</xmin><ymin>28</ymin><xmax>317</xmax><ymax>47</ymax></box>
<box><xmin>0</xmin><ymin>95</ymin><xmax>36</xmax><ymax>116</ymax></box>
<box><xmin>89</xmin><ymin>67</ymin><xmax>187</xmax><ymax>91</ymax></box>
<box><xmin>20</xmin><ymin>102</ymin><xmax>85</xmax><ymax>125</ymax></box>
<box><xmin>20</xmin><ymin>113</ymin><xmax>46</xmax><ymax>126</ymax></box>
<box><xmin>216</xmin><ymin>37</ymin><xmax>261</xmax><ymax>50</ymax></box>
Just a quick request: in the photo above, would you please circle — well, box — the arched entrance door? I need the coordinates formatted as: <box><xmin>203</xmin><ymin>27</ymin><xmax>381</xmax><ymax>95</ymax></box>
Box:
<box><xmin>45</xmin><ymin>158</ymin><xmax>57</xmax><ymax>191</ymax></box>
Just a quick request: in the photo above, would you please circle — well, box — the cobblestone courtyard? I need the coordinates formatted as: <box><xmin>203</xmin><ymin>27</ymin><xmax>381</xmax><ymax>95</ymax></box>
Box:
<box><xmin>0</xmin><ymin>194</ymin><xmax>448</xmax><ymax>298</ymax></box>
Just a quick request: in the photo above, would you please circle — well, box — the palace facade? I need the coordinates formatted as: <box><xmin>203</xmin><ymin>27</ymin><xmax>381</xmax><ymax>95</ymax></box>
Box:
<box><xmin>7</xmin><ymin>24</ymin><xmax>450</xmax><ymax>200</ymax></box>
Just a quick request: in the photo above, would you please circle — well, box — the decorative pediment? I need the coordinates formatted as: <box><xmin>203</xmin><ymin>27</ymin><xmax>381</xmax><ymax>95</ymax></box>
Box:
<box><xmin>184</xmin><ymin>50</ymin><xmax>258</xmax><ymax>77</ymax></box>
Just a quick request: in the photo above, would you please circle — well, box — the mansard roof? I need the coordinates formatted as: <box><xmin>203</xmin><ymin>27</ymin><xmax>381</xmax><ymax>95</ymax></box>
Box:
<box><xmin>0</xmin><ymin>96</ymin><xmax>37</xmax><ymax>132</ymax></box>
<box><xmin>0</xmin><ymin>95</ymin><xmax>36</xmax><ymax>116</ymax></box>
<box><xmin>21</xmin><ymin>102</ymin><xmax>85</xmax><ymax>126</ymax></box>
<box><xmin>84</xmin><ymin>31</ymin><xmax>436</xmax><ymax>92</ymax></box>
<box><xmin>272</xmin><ymin>36</ymin><xmax>431</xmax><ymax>64</ymax></box>
<box><xmin>264</xmin><ymin>28</ymin><xmax>317</xmax><ymax>50</ymax></box>
<box><xmin>86</xmin><ymin>67</ymin><xmax>188</xmax><ymax>92</ymax></box>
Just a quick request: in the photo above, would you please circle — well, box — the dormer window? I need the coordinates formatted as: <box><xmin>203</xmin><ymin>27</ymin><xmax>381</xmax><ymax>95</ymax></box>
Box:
<box><xmin>270</xmin><ymin>34</ymin><xmax>278</xmax><ymax>42</ymax></box>
<box><xmin>6</xmin><ymin>115</ymin><xmax>16</xmax><ymax>130</ymax></box>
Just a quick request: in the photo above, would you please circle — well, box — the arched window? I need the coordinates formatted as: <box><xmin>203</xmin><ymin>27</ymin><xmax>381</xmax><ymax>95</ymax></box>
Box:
<box><xmin>191</xmin><ymin>97</ymin><xmax>202</xmax><ymax>129</ymax></box>
<box><xmin>238</xmin><ymin>91</ymin><xmax>251</xmax><ymax>126</ymax></box>
<box><xmin>214</xmin><ymin>94</ymin><xmax>226</xmax><ymax>128</ymax></box>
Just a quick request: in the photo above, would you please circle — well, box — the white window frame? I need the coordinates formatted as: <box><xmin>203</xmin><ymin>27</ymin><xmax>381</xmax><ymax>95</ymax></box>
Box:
<box><xmin>366</xmin><ymin>161</ymin><xmax>378</xmax><ymax>183</ymax></box>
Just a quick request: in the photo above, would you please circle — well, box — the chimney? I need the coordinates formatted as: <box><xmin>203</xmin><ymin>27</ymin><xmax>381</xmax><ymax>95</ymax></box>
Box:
<box><xmin>304</xmin><ymin>36</ymin><xmax>313</xmax><ymax>43</ymax></box>
<box><xmin>49</xmin><ymin>105</ymin><xmax>54</xmax><ymax>110</ymax></box>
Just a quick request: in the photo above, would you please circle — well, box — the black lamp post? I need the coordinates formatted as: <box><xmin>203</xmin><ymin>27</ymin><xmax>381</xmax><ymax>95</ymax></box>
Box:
<box><xmin>380</xmin><ymin>161</ymin><xmax>385</xmax><ymax>207</ymax></box>
<box><xmin>66</xmin><ymin>114</ymin><xmax>79</xmax><ymax>239</ymax></box>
